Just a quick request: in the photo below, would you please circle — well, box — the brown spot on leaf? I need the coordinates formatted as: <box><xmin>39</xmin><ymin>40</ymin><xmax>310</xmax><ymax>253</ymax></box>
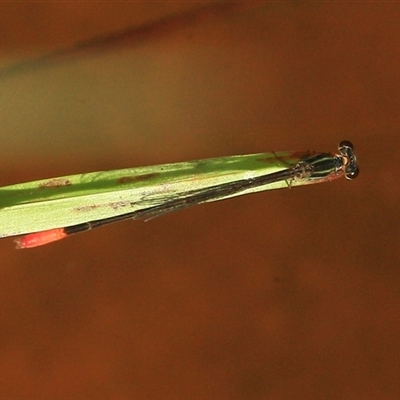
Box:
<box><xmin>38</xmin><ymin>178</ymin><xmax>72</xmax><ymax>189</ymax></box>
<box><xmin>74</xmin><ymin>205</ymin><xmax>99</xmax><ymax>212</ymax></box>
<box><xmin>117</xmin><ymin>173</ymin><xmax>159</xmax><ymax>184</ymax></box>
<box><xmin>74</xmin><ymin>201</ymin><xmax>131</xmax><ymax>213</ymax></box>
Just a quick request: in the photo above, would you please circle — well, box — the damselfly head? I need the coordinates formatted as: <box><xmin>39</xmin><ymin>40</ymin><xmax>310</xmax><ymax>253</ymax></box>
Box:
<box><xmin>338</xmin><ymin>140</ymin><xmax>359</xmax><ymax>180</ymax></box>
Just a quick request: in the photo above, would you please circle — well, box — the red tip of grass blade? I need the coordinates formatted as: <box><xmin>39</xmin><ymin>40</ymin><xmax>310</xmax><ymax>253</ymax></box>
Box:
<box><xmin>15</xmin><ymin>228</ymin><xmax>67</xmax><ymax>249</ymax></box>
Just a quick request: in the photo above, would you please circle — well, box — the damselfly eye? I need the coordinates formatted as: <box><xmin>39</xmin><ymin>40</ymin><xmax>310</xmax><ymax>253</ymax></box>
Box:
<box><xmin>345</xmin><ymin>166</ymin><xmax>359</xmax><ymax>180</ymax></box>
<box><xmin>339</xmin><ymin>140</ymin><xmax>354</xmax><ymax>150</ymax></box>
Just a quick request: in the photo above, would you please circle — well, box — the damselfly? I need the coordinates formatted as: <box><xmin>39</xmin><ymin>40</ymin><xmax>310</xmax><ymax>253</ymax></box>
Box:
<box><xmin>0</xmin><ymin>141</ymin><xmax>358</xmax><ymax>248</ymax></box>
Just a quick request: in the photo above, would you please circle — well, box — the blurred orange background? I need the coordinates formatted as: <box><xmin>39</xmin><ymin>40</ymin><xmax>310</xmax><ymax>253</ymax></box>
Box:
<box><xmin>0</xmin><ymin>2</ymin><xmax>398</xmax><ymax>399</ymax></box>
